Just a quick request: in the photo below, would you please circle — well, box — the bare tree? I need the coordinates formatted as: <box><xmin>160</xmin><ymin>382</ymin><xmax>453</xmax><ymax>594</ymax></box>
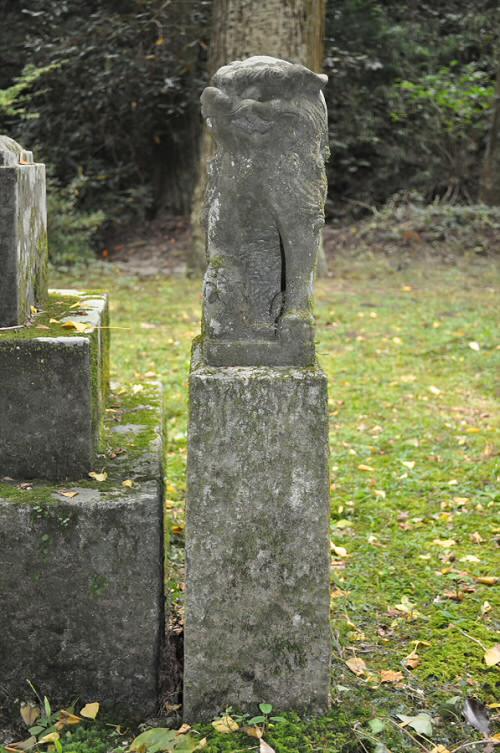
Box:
<box><xmin>189</xmin><ymin>0</ymin><xmax>328</xmax><ymax>274</ymax></box>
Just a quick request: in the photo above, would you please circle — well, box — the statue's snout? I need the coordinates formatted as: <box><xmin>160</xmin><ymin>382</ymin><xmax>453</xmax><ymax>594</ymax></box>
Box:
<box><xmin>201</xmin><ymin>86</ymin><xmax>231</xmax><ymax>121</ymax></box>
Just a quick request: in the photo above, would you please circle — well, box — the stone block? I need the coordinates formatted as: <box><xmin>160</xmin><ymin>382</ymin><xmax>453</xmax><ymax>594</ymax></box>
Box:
<box><xmin>0</xmin><ymin>383</ymin><xmax>165</xmax><ymax>717</ymax></box>
<box><xmin>0</xmin><ymin>136</ymin><xmax>48</xmax><ymax>327</ymax></box>
<box><xmin>0</xmin><ymin>290</ymin><xmax>109</xmax><ymax>480</ymax></box>
<box><xmin>183</xmin><ymin>344</ymin><xmax>331</xmax><ymax>721</ymax></box>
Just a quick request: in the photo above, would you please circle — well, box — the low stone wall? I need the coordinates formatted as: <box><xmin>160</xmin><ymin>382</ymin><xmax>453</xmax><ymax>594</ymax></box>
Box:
<box><xmin>0</xmin><ymin>382</ymin><xmax>166</xmax><ymax>718</ymax></box>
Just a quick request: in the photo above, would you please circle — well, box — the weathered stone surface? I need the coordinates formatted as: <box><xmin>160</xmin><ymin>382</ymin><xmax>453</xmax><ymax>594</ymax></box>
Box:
<box><xmin>0</xmin><ymin>384</ymin><xmax>165</xmax><ymax>718</ymax></box>
<box><xmin>0</xmin><ymin>136</ymin><xmax>48</xmax><ymax>327</ymax></box>
<box><xmin>0</xmin><ymin>291</ymin><xmax>109</xmax><ymax>480</ymax></box>
<box><xmin>200</xmin><ymin>56</ymin><xmax>329</xmax><ymax>367</ymax></box>
<box><xmin>183</xmin><ymin>344</ymin><xmax>331</xmax><ymax>721</ymax></box>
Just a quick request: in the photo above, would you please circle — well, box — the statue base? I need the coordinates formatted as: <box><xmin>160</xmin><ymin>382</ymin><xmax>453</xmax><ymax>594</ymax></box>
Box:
<box><xmin>203</xmin><ymin>315</ymin><xmax>315</xmax><ymax>367</ymax></box>
<box><xmin>183</xmin><ymin>343</ymin><xmax>331</xmax><ymax>721</ymax></box>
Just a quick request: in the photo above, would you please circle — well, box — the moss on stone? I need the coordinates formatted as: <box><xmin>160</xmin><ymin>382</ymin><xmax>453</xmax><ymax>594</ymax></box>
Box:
<box><xmin>0</xmin><ymin>382</ymin><xmax>164</xmax><ymax>506</ymax></box>
<box><xmin>0</xmin><ymin>290</ymin><xmax>102</xmax><ymax>341</ymax></box>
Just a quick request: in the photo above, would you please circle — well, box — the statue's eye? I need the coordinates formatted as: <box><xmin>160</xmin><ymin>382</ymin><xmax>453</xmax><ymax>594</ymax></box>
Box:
<box><xmin>242</xmin><ymin>87</ymin><xmax>265</xmax><ymax>101</ymax></box>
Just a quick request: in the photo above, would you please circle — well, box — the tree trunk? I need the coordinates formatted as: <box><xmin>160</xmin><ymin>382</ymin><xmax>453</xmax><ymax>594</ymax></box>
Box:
<box><xmin>188</xmin><ymin>0</ymin><xmax>328</xmax><ymax>275</ymax></box>
<box><xmin>480</xmin><ymin>61</ymin><xmax>500</xmax><ymax>205</ymax></box>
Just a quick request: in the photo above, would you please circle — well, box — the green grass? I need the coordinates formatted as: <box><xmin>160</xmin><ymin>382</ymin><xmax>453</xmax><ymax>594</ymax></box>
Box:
<box><xmin>4</xmin><ymin>256</ymin><xmax>498</xmax><ymax>753</ymax></box>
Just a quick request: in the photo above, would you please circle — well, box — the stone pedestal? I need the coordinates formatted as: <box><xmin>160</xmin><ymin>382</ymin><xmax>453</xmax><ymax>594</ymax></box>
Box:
<box><xmin>0</xmin><ymin>290</ymin><xmax>109</xmax><ymax>480</ymax></box>
<box><xmin>0</xmin><ymin>136</ymin><xmax>47</xmax><ymax>327</ymax></box>
<box><xmin>183</xmin><ymin>344</ymin><xmax>331</xmax><ymax>721</ymax></box>
<box><xmin>0</xmin><ymin>384</ymin><xmax>165</xmax><ymax>717</ymax></box>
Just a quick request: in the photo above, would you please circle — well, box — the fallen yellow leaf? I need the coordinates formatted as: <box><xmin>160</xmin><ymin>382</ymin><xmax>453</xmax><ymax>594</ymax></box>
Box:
<box><xmin>5</xmin><ymin>737</ymin><xmax>37</xmax><ymax>751</ymax></box>
<box><xmin>430</xmin><ymin>746</ymin><xmax>451</xmax><ymax>753</ymax></box>
<box><xmin>38</xmin><ymin>732</ymin><xmax>60</xmax><ymax>744</ymax></box>
<box><xmin>242</xmin><ymin>726</ymin><xmax>263</xmax><ymax>739</ymax></box>
<box><xmin>484</xmin><ymin>644</ymin><xmax>500</xmax><ymax>667</ymax></box>
<box><xmin>475</xmin><ymin>576</ymin><xmax>498</xmax><ymax>586</ymax></box>
<box><xmin>331</xmin><ymin>588</ymin><xmax>349</xmax><ymax>598</ymax></box>
<box><xmin>401</xmin><ymin>461</ymin><xmax>415</xmax><ymax>470</ymax></box>
<box><xmin>59</xmin><ymin>490</ymin><xmax>79</xmax><ymax>498</ymax></box>
<box><xmin>333</xmin><ymin>519</ymin><xmax>353</xmax><ymax>529</ymax></box>
<box><xmin>380</xmin><ymin>670</ymin><xmax>404</xmax><ymax>683</ymax></box>
<box><xmin>358</xmin><ymin>464</ymin><xmax>374</xmax><ymax>472</ymax></box>
<box><xmin>331</xmin><ymin>544</ymin><xmax>348</xmax><ymax>558</ymax></box>
<box><xmin>20</xmin><ymin>705</ymin><xmax>40</xmax><ymax>727</ymax></box>
<box><xmin>405</xmin><ymin>655</ymin><xmax>421</xmax><ymax>669</ymax></box>
<box><xmin>61</xmin><ymin>320</ymin><xmax>91</xmax><ymax>333</ymax></box>
<box><xmin>432</xmin><ymin>538</ymin><xmax>456</xmax><ymax>548</ymax></box>
<box><xmin>176</xmin><ymin>723</ymin><xmax>191</xmax><ymax>735</ymax></box>
<box><xmin>345</xmin><ymin>657</ymin><xmax>367</xmax><ymax>676</ymax></box>
<box><xmin>80</xmin><ymin>702</ymin><xmax>100</xmax><ymax>719</ymax></box>
<box><xmin>122</xmin><ymin>479</ymin><xmax>135</xmax><ymax>488</ymax></box>
<box><xmin>88</xmin><ymin>471</ymin><xmax>108</xmax><ymax>482</ymax></box>
<box><xmin>56</xmin><ymin>709</ymin><xmax>82</xmax><ymax>729</ymax></box>
<box><xmin>212</xmin><ymin>715</ymin><xmax>239</xmax><ymax>734</ymax></box>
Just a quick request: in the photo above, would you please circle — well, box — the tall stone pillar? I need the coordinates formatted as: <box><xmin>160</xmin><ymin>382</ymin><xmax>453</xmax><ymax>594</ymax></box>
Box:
<box><xmin>184</xmin><ymin>56</ymin><xmax>331</xmax><ymax>721</ymax></box>
<box><xmin>0</xmin><ymin>136</ymin><xmax>47</xmax><ymax>327</ymax></box>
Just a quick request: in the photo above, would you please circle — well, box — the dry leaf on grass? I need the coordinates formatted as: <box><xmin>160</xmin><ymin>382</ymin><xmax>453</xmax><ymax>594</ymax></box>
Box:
<box><xmin>5</xmin><ymin>737</ymin><xmax>37</xmax><ymax>751</ymax></box>
<box><xmin>380</xmin><ymin>670</ymin><xmax>403</xmax><ymax>683</ymax></box>
<box><xmin>211</xmin><ymin>715</ymin><xmax>239</xmax><ymax>734</ymax></box>
<box><xmin>20</xmin><ymin>705</ymin><xmax>40</xmax><ymax>727</ymax></box>
<box><xmin>346</xmin><ymin>657</ymin><xmax>367</xmax><ymax>676</ymax></box>
<box><xmin>260</xmin><ymin>740</ymin><xmax>276</xmax><ymax>753</ymax></box>
<box><xmin>484</xmin><ymin>644</ymin><xmax>500</xmax><ymax>667</ymax></box>
<box><xmin>88</xmin><ymin>471</ymin><xmax>108</xmax><ymax>482</ymax></box>
<box><xmin>242</xmin><ymin>726</ymin><xmax>263</xmax><ymax>739</ymax></box>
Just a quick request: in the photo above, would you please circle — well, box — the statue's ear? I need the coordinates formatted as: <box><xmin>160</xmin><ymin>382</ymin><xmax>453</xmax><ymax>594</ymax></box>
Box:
<box><xmin>290</xmin><ymin>64</ymin><xmax>328</xmax><ymax>92</ymax></box>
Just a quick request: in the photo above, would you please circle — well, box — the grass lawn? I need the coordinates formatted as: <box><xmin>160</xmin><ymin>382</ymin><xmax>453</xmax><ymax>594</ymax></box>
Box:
<box><xmin>4</xmin><ymin>255</ymin><xmax>498</xmax><ymax>753</ymax></box>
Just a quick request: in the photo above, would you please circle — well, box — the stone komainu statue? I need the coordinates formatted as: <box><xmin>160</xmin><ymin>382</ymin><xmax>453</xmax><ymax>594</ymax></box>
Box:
<box><xmin>200</xmin><ymin>56</ymin><xmax>329</xmax><ymax>367</ymax></box>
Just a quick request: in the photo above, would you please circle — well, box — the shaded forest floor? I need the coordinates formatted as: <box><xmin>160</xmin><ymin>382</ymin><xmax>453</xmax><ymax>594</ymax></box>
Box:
<box><xmin>3</xmin><ymin>253</ymin><xmax>498</xmax><ymax>753</ymax></box>
<box><xmin>100</xmin><ymin>202</ymin><xmax>500</xmax><ymax>277</ymax></box>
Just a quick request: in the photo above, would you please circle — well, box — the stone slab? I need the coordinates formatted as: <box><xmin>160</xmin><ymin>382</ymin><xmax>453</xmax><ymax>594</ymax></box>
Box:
<box><xmin>0</xmin><ymin>383</ymin><xmax>165</xmax><ymax>718</ymax></box>
<box><xmin>0</xmin><ymin>136</ymin><xmax>48</xmax><ymax>327</ymax></box>
<box><xmin>183</xmin><ymin>344</ymin><xmax>331</xmax><ymax>721</ymax></box>
<box><xmin>0</xmin><ymin>290</ymin><xmax>109</xmax><ymax>480</ymax></box>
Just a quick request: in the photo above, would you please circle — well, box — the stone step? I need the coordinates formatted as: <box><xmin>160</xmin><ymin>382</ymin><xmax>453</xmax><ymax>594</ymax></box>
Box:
<box><xmin>0</xmin><ymin>290</ymin><xmax>109</xmax><ymax>480</ymax></box>
<box><xmin>0</xmin><ymin>382</ymin><xmax>166</xmax><ymax>717</ymax></box>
